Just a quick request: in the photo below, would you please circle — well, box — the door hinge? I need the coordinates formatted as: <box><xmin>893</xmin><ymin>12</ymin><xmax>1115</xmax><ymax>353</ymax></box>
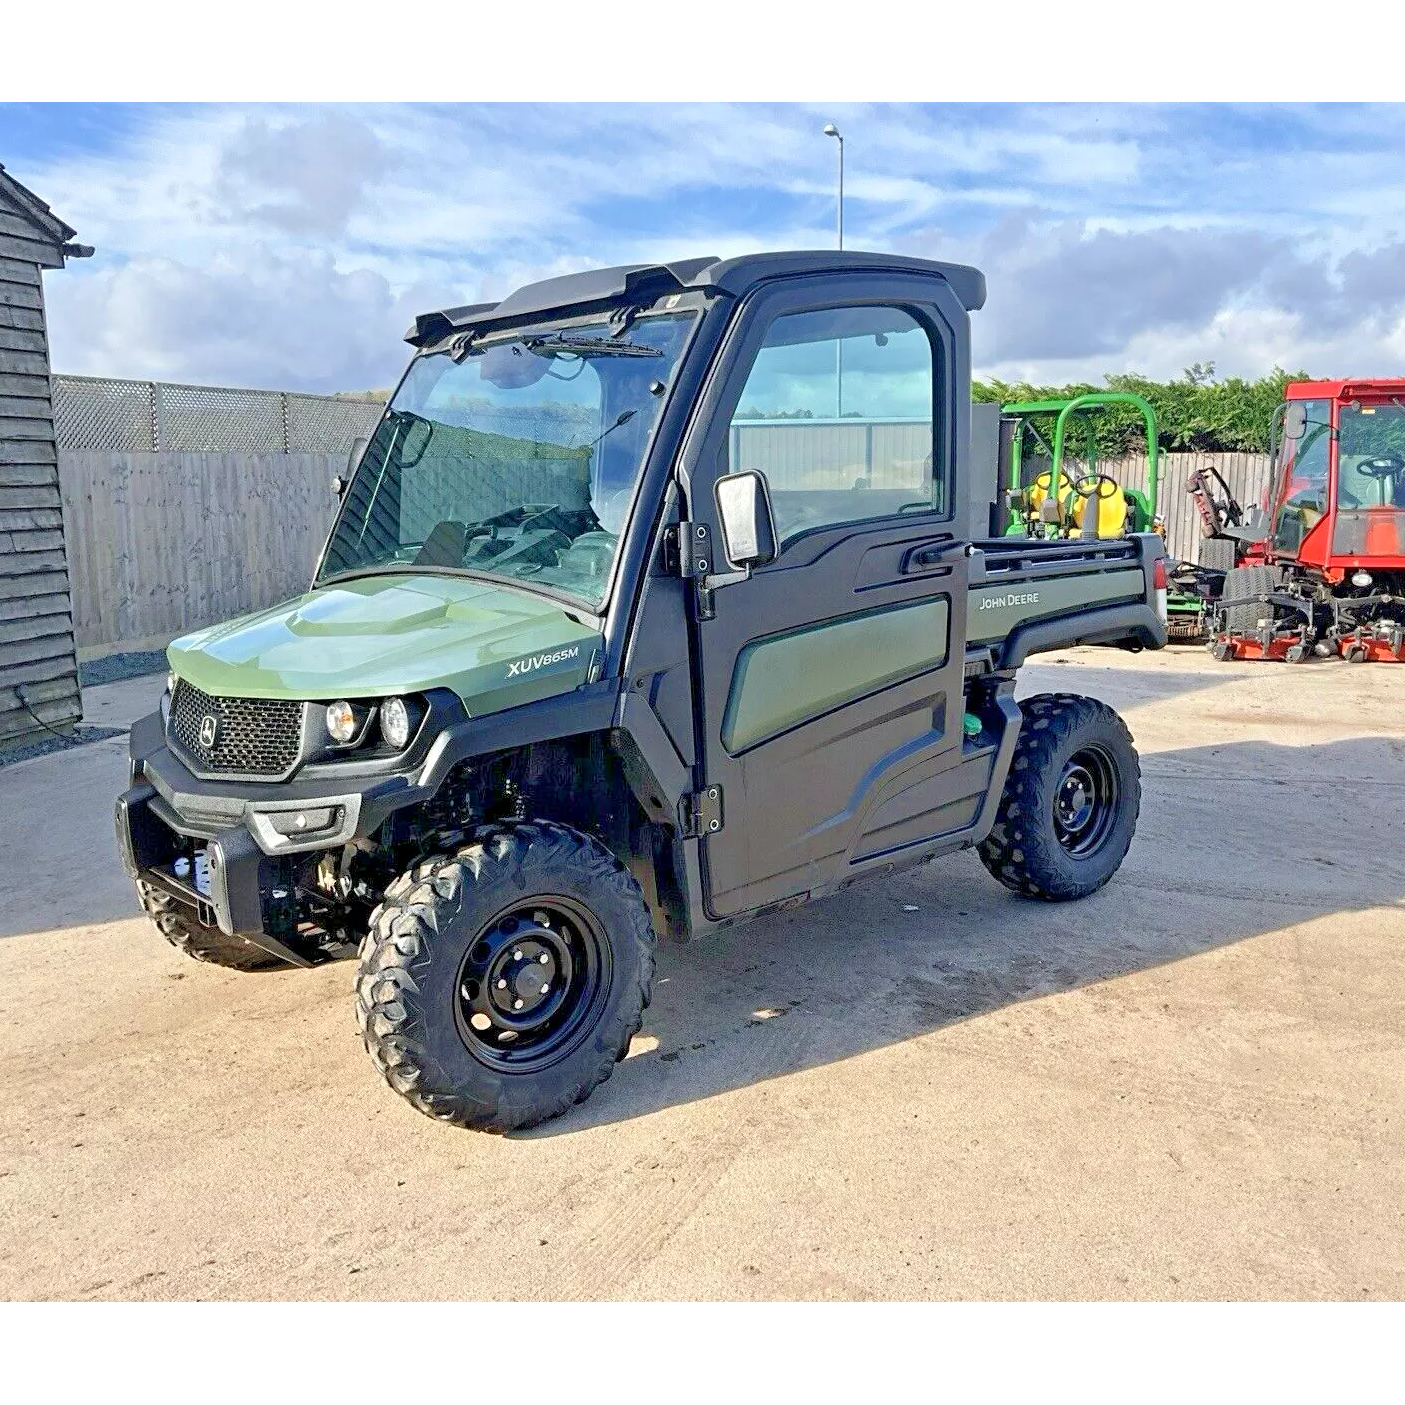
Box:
<box><xmin>665</xmin><ymin>521</ymin><xmax>713</xmax><ymax>579</ymax></box>
<box><xmin>681</xmin><ymin>784</ymin><xmax>724</xmax><ymax>838</ymax></box>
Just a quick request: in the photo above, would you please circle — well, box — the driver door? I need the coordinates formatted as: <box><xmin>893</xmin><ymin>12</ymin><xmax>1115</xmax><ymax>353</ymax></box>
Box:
<box><xmin>1271</xmin><ymin>401</ymin><xmax>1333</xmax><ymax>557</ymax></box>
<box><xmin>684</xmin><ymin>273</ymin><xmax>975</xmax><ymax>919</ymax></box>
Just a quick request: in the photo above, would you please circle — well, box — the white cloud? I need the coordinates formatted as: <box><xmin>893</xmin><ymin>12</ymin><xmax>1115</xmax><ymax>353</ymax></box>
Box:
<box><xmin>214</xmin><ymin>110</ymin><xmax>390</xmax><ymax>236</ymax></box>
<box><xmin>951</xmin><ymin>215</ymin><xmax>1282</xmax><ymax>363</ymax></box>
<box><xmin>48</xmin><ymin>247</ymin><xmax>443</xmax><ymax>392</ymax></box>
<box><xmin>978</xmin><ymin>302</ymin><xmax>1405</xmax><ymax>387</ymax></box>
<box><xmin>19</xmin><ymin>102</ymin><xmax>1405</xmax><ymax>392</ymax></box>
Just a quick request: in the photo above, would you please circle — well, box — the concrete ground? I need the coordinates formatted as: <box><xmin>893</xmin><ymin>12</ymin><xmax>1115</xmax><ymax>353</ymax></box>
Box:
<box><xmin>1</xmin><ymin>649</ymin><xmax>1402</xmax><ymax>1301</ymax></box>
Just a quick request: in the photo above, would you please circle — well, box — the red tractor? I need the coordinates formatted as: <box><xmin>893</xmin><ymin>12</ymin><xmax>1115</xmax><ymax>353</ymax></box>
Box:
<box><xmin>1190</xmin><ymin>378</ymin><xmax>1405</xmax><ymax>662</ymax></box>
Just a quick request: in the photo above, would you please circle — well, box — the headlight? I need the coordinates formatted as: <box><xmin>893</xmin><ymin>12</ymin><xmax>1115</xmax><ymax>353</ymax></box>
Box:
<box><xmin>1352</xmin><ymin>570</ymin><xmax>1373</xmax><ymax>588</ymax></box>
<box><xmin>325</xmin><ymin>700</ymin><xmax>357</xmax><ymax>743</ymax></box>
<box><xmin>167</xmin><ymin>670</ymin><xmax>177</xmax><ymax>695</ymax></box>
<box><xmin>380</xmin><ymin>696</ymin><xmax>411</xmax><ymax>749</ymax></box>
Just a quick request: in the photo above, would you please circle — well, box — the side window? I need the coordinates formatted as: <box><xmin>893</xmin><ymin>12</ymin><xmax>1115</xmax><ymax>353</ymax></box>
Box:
<box><xmin>729</xmin><ymin>305</ymin><xmax>938</xmax><ymax>547</ymax></box>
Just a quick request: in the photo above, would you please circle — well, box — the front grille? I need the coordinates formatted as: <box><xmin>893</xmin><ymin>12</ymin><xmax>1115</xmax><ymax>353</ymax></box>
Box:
<box><xmin>169</xmin><ymin>680</ymin><xmax>304</xmax><ymax>777</ymax></box>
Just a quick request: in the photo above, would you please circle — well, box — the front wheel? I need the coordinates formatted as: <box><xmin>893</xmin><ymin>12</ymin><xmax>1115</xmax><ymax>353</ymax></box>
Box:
<box><xmin>1219</xmin><ymin>563</ymin><xmax>1284</xmax><ymax>637</ymax></box>
<box><xmin>137</xmin><ymin>880</ymin><xmax>285</xmax><ymax>971</ymax></box>
<box><xmin>355</xmin><ymin>822</ymin><xmax>656</xmax><ymax>1132</ymax></box>
<box><xmin>978</xmin><ymin>693</ymin><xmax>1141</xmax><ymax>902</ymax></box>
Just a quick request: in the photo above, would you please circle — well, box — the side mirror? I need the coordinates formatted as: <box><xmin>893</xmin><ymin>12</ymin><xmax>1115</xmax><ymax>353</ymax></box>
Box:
<box><xmin>714</xmin><ymin>470</ymin><xmax>778</xmax><ymax>569</ymax></box>
<box><xmin>334</xmin><ymin>436</ymin><xmax>368</xmax><ymax>499</ymax></box>
<box><xmin>1284</xmin><ymin>402</ymin><xmax>1308</xmax><ymax>441</ymax></box>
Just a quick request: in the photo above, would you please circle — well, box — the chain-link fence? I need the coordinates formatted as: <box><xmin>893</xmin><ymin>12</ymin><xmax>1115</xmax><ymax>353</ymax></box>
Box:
<box><xmin>52</xmin><ymin>374</ymin><xmax>385</xmax><ymax>454</ymax></box>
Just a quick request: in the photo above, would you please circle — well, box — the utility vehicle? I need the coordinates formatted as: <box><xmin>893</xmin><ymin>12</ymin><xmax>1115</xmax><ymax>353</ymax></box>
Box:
<box><xmin>116</xmin><ymin>251</ymin><xmax>1167</xmax><ymax>1132</ymax></box>
<box><xmin>1191</xmin><ymin>378</ymin><xmax>1405</xmax><ymax>662</ymax></box>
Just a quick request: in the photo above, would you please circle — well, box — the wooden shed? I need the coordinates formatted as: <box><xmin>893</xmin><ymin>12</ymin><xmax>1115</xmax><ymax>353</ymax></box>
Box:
<box><xmin>0</xmin><ymin>163</ymin><xmax>91</xmax><ymax>749</ymax></box>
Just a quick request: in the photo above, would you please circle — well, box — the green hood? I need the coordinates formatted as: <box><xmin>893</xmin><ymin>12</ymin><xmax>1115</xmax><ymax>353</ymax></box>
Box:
<box><xmin>167</xmin><ymin>574</ymin><xmax>602</xmax><ymax>715</ymax></box>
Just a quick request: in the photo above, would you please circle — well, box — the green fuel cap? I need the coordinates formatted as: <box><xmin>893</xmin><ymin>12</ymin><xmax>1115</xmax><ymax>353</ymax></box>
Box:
<box><xmin>962</xmin><ymin>711</ymin><xmax>983</xmax><ymax>737</ymax></box>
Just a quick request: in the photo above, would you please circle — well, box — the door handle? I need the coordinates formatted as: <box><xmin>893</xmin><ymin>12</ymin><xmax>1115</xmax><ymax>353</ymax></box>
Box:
<box><xmin>903</xmin><ymin>540</ymin><xmax>969</xmax><ymax>573</ymax></box>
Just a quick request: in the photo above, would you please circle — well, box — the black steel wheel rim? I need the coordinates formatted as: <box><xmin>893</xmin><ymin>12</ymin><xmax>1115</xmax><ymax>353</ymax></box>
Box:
<box><xmin>453</xmin><ymin>895</ymin><xmax>611</xmax><ymax>1073</ymax></box>
<box><xmin>1053</xmin><ymin>745</ymin><xmax>1119</xmax><ymax>857</ymax></box>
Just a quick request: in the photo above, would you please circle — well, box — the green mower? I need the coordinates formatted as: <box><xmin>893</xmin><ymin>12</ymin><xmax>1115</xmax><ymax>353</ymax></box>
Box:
<box><xmin>1000</xmin><ymin>392</ymin><xmax>1203</xmax><ymax>639</ymax></box>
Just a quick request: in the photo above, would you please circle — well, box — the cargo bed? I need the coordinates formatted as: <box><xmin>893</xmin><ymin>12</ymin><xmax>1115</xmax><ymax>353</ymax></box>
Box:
<box><xmin>967</xmin><ymin>532</ymin><xmax>1166</xmax><ymax>668</ymax></box>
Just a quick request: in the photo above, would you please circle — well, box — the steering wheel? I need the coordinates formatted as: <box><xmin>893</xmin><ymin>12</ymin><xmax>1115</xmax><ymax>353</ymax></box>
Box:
<box><xmin>593</xmin><ymin>487</ymin><xmax>634</xmax><ymax>536</ymax></box>
<box><xmin>1359</xmin><ymin>456</ymin><xmax>1405</xmax><ymax>480</ymax></box>
<box><xmin>1071</xmin><ymin>473</ymin><xmax>1122</xmax><ymax>501</ymax></box>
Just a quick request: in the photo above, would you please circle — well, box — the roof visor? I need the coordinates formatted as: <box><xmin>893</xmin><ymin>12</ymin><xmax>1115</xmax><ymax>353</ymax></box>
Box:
<box><xmin>406</xmin><ymin>257</ymin><xmax>719</xmax><ymax>347</ymax></box>
<box><xmin>406</xmin><ymin>250</ymin><xmax>987</xmax><ymax>347</ymax></box>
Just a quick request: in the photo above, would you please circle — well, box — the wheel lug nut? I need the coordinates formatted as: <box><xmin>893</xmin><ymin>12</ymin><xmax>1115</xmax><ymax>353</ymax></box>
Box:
<box><xmin>513</xmin><ymin>948</ymin><xmax>523</xmax><ymax>960</ymax></box>
<box><xmin>540</xmin><ymin>983</ymin><xmax>550</xmax><ymax>995</ymax></box>
<box><xmin>539</xmin><ymin>953</ymin><xmax>549</xmax><ymax>964</ymax></box>
<box><xmin>514</xmin><ymin>998</ymin><xmax>524</xmax><ymax>1010</ymax></box>
<box><xmin>497</xmin><ymin>978</ymin><xmax>507</xmax><ymax>989</ymax></box>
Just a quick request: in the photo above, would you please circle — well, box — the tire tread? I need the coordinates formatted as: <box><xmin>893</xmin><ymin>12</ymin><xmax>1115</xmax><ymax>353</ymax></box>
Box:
<box><xmin>354</xmin><ymin>821</ymin><xmax>655</xmax><ymax>1133</ymax></box>
<box><xmin>1220</xmin><ymin>563</ymin><xmax>1284</xmax><ymax>637</ymax></box>
<box><xmin>977</xmin><ymin>692</ymin><xmax>1140</xmax><ymax>902</ymax></box>
<box><xmin>137</xmin><ymin>881</ymin><xmax>284</xmax><ymax>971</ymax></box>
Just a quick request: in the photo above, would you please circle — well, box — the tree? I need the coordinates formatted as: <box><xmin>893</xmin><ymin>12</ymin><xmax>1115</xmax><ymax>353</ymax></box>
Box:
<box><xmin>972</xmin><ymin>367</ymin><xmax>1311</xmax><ymax>455</ymax></box>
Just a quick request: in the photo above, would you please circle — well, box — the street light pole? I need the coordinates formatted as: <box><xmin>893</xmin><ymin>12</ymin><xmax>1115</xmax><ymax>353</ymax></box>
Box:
<box><xmin>823</xmin><ymin>123</ymin><xmax>844</xmax><ymax>250</ymax></box>
<box><xmin>823</xmin><ymin>123</ymin><xmax>845</xmax><ymax>417</ymax></box>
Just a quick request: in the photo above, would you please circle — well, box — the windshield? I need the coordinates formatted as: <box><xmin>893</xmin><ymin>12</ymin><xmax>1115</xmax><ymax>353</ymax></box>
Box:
<box><xmin>1333</xmin><ymin>399</ymin><xmax>1405</xmax><ymax>556</ymax></box>
<box><xmin>319</xmin><ymin>311</ymin><xmax>695</xmax><ymax>608</ymax></box>
<box><xmin>1338</xmin><ymin>401</ymin><xmax>1405</xmax><ymax>506</ymax></box>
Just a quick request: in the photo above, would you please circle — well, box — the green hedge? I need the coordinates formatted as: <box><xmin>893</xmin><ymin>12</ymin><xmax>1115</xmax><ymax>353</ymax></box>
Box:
<box><xmin>973</xmin><ymin>365</ymin><xmax>1310</xmax><ymax>455</ymax></box>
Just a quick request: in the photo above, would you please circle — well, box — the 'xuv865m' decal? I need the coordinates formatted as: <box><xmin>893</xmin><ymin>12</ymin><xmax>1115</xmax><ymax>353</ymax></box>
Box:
<box><xmin>506</xmin><ymin>644</ymin><xmax>581</xmax><ymax>679</ymax></box>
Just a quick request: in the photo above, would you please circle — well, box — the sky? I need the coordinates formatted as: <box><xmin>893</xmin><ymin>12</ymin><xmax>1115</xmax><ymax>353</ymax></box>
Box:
<box><xmin>4</xmin><ymin>101</ymin><xmax>1405</xmax><ymax>395</ymax></box>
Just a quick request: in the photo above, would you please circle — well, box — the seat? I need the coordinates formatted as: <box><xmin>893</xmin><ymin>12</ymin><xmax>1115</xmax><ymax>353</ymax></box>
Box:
<box><xmin>414</xmin><ymin>519</ymin><xmax>469</xmax><ymax>568</ymax></box>
<box><xmin>1068</xmin><ymin>480</ymin><xmax>1129</xmax><ymax>538</ymax></box>
<box><xmin>1026</xmin><ymin>470</ymin><xmax>1076</xmax><ymax>529</ymax></box>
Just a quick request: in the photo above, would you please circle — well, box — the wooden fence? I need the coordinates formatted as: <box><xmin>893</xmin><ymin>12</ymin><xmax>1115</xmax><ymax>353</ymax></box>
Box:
<box><xmin>1087</xmin><ymin>450</ymin><xmax>1272</xmax><ymax>566</ymax></box>
<box><xmin>59</xmin><ymin>450</ymin><xmax>339</xmax><ymax>653</ymax></box>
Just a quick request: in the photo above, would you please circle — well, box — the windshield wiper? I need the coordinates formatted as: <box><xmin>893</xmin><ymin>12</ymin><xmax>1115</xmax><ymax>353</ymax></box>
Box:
<box><xmin>522</xmin><ymin>333</ymin><xmax>662</xmax><ymax>358</ymax></box>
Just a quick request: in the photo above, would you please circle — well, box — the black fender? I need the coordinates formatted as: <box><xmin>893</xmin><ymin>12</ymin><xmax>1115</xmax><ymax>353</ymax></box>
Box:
<box><xmin>997</xmin><ymin>602</ymin><xmax>1167</xmax><ymax>670</ymax></box>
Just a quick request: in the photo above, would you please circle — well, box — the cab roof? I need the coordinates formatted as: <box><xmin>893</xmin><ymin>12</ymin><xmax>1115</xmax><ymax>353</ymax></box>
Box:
<box><xmin>405</xmin><ymin>249</ymin><xmax>987</xmax><ymax>347</ymax></box>
<box><xmin>1287</xmin><ymin>378</ymin><xmax>1405</xmax><ymax>401</ymax></box>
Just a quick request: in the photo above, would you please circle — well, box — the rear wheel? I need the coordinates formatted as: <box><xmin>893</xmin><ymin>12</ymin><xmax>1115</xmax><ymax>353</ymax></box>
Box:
<box><xmin>978</xmin><ymin>693</ymin><xmax>1141</xmax><ymax>902</ymax></box>
<box><xmin>1220</xmin><ymin>564</ymin><xmax>1284</xmax><ymax>637</ymax></box>
<box><xmin>355</xmin><ymin>821</ymin><xmax>655</xmax><ymax>1132</ymax></box>
<box><xmin>137</xmin><ymin>880</ymin><xmax>284</xmax><ymax>971</ymax></box>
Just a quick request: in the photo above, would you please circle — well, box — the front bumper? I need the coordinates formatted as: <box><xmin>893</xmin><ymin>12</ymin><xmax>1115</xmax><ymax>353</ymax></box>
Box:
<box><xmin>115</xmin><ymin>709</ymin><xmax>433</xmax><ymax>944</ymax></box>
<box><xmin>125</xmin><ymin>710</ymin><xmax>436</xmax><ymax>853</ymax></box>
<box><xmin>116</xmin><ymin>784</ymin><xmax>296</xmax><ymax>949</ymax></box>
<box><xmin>114</xmin><ymin>678</ymin><xmax>624</xmax><ymax>946</ymax></box>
